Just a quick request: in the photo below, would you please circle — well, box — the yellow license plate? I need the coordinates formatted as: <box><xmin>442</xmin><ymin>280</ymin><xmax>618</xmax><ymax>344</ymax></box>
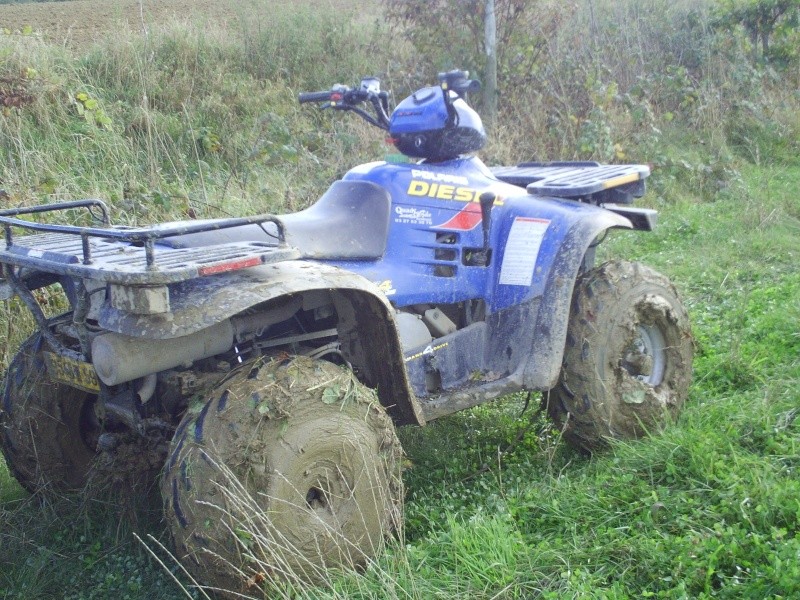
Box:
<box><xmin>43</xmin><ymin>351</ymin><xmax>101</xmax><ymax>394</ymax></box>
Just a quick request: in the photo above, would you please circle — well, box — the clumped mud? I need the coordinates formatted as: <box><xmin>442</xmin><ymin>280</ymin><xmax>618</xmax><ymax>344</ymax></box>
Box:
<box><xmin>162</xmin><ymin>356</ymin><xmax>403</xmax><ymax>594</ymax></box>
<box><xmin>88</xmin><ymin>431</ymin><xmax>167</xmax><ymax>487</ymax></box>
<box><xmin>609</xmin><ymin>294</ymin><xmax>692</xmax><ymax>438</ymax></box>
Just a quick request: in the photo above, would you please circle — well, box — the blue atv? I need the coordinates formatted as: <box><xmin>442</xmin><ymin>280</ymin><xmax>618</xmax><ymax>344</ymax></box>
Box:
<box><xmin>0</xmin><ymin>70</ymin><xmax>692</xmax><ymax>589</ymax></box>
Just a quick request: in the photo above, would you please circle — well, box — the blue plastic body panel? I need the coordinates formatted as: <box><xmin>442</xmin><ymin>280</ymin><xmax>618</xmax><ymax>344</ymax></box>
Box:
<box><xmin>301</xmin><ymin>156</ymin><xmax>635</xmax><ymax>410</ymax></box>
<box><xmin>319</xmin><ymin>157</ymin><xmax>628</xmax><ymax>313</ymax></box>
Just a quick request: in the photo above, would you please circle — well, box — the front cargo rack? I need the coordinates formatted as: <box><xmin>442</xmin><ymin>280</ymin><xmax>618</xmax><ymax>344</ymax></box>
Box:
<box><xmin>0</xmin><ymin>199</ymin><xmax>299</xmax><ymax>286</ymax></box>
<box><xmin>492</xmin><ymin>162</ymin><xmax>649</xmax><ymax>202</ymax></box>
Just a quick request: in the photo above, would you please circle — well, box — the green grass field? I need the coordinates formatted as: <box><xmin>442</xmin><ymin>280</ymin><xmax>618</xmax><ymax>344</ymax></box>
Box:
<box><xmin>1</xmin><ymin>1</ymin><xmax>799</xmax><ymax>598</ymax></box>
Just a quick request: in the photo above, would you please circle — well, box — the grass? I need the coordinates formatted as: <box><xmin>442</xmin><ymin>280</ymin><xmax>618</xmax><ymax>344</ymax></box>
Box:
<box><xmin>0</xmin><ymin>496</ymin><xmax>183</xmax><ymax>600</ymax></box>
<box><xmin>2</xmin><ymin>0</ymin><xmax>800</xmax><ymax>598</ymax></box>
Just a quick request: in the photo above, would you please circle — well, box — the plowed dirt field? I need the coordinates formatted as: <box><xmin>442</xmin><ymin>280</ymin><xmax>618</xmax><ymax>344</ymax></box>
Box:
<box><xmin>0</xmin><ymin>0</ymin><xmax>367</xmax><ymax>47</ymax></box>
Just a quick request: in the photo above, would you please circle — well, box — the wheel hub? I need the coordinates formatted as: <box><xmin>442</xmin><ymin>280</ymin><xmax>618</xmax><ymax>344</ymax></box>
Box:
<box><xmin>621</xmin><ymin>324</ymin><xmax>666</xmax><ymax>386</ymax></box>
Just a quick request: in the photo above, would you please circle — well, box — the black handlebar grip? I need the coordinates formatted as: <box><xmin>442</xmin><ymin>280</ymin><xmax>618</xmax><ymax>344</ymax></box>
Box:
<box><xmin>465</xmin><ymin>79</ymin><xmax>481</xmax><ymax>94</ymax></box>
<box><xmin>298</xmin><ymin>91</ymin><xmax>333</xmax><ymax>104</ymax></box>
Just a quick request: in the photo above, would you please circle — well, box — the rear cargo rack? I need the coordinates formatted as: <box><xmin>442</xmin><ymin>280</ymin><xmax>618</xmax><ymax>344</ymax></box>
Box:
<box><xmin>0</xmin><ymin>199</ymin><xmax>299</xmax><ymax>286</ymax></box>
<box><xmin>491</xmin><ymin>162</ymin><xmax>649</xmax><ymax>202</ymax></box>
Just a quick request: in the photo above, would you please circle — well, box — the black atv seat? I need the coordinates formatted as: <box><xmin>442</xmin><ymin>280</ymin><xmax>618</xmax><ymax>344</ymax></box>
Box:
<box><xmin>161</xmin><ymin>180</ymin><xmax>391</xmax><ymax>260</ymax></box>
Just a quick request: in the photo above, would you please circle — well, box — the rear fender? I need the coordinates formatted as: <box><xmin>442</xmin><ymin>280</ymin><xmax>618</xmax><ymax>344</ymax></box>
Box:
<box><xmin>330</xmin><ymin>288</ymin><xmax>423</xmax><ymax>425</ymax></box>
<box><xmin>100</xmin><ymin>261</ymin><xmax>375</xmax><ymax>338</ymax></box>
<box><xmin>98</xmin><ymin>261</ymin><xmax>424</xmax><ymax>426</ymax></box>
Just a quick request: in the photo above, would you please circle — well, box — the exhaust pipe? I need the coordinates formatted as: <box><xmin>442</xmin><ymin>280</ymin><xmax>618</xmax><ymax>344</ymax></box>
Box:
<box><xmin>92</xmin><ymin>320</ymin><xmax>235</xmax><ymax>386</ymax></box>
<box><xmin>92</xmin><ymin>298</ymin><xmax>303</xmax><ymax>386</ymax></box>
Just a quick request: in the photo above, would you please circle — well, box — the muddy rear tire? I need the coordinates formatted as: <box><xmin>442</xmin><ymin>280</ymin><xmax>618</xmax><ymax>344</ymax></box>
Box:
<box><xmin>0</xmin><ymin>331</ymin><xmax>100</xmax><ymax>492</ymax></box>
<box><xmin>162</xmin><ymin>356</ymin><xmax>403</xmax><ymax>592</ymax></box>
<box><xmin>547</xmin><ymin>260</ymin><xmax>693</xmax><ymax>452</ymax></box>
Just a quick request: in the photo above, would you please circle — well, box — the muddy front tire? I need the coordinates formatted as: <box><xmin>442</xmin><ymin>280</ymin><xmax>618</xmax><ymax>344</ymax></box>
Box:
<box><xmin>0</xmin><ymin>331</ymin><xmax>100</xmax><ymax>492</ymax></box>
<box><xmin>547</xmin><ymin>260</ymin><xmax>693</xmax><ymax>452</ymax></box>
<box><xmin>162</xmin><ymin>356</ymin><xmax>403</xmax><ymax>592</ymax></box>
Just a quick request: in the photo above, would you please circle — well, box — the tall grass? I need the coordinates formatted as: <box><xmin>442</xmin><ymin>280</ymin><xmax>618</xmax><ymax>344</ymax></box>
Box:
<box><xmin>1</xmin><ymin>0</ymin><xmax>799</xmax><ymax>597</ymax></box>
<box><xmin>0</xmin><ymin>4</ymin><xmax>385</xmax><ymax>213</ymax></box>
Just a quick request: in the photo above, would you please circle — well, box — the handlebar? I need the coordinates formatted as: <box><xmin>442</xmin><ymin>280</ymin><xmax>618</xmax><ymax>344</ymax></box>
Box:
<box><xmin>298</xmin><ymin>80</ymin><xmax>392</xmax><ymax>130</ymax></box>
<box><xmin>438</xmin><ymin>70</ymin><xmax>481</xmax><ymax>97</ymax></box>
<box><xmin>298</xmin><ymin>90</ymin><xmax>333</xmax><ymax>104</ymax></box>
<box><xmin>298</xmin><ymin>71</ymin><xmax>481</xmax><ymax>133</ymax></box>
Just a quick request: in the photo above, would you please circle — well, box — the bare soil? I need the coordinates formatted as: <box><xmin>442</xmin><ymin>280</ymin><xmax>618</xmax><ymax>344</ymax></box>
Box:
<box><xmin>0</xmin><ymin>0</ymin><xmax>369</xmax><ymax>48</ymax></box>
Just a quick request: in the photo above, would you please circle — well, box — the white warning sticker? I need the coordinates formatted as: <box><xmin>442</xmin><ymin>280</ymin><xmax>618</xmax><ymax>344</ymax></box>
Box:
<box><xmin>499</xmin><ymin>217</ymin><xmax>550</xmax><ymax>286</ymax></box>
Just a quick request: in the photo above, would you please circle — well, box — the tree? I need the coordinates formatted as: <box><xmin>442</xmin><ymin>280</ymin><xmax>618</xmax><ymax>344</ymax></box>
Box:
<box><xmin>716</xmin><ymin>0</ymin><xmax>800</xmax><ymax>60</ymax></box>
<box><xmin>484</xmin><ymin>0</ymin><xmax>498</xmax><ymax>125</ymax></box>
<box><xmin>382</xmin><ymin>0</ymin><xmax>557</xmax><ymax>113</ymax></box>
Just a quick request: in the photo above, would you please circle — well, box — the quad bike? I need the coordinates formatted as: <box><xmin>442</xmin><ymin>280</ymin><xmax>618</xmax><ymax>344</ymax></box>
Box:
<box><xmin>0</xmin><ymin>70</ymin><xmax>692</xmax><ymax>590</ymax></box>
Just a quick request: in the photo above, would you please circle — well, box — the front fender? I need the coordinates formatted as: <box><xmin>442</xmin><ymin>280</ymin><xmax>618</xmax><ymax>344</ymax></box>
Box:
<box><xmin>521</xmin><ymin>206</ymin><xmax>632</xmax><ymax>389</ymax></box>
